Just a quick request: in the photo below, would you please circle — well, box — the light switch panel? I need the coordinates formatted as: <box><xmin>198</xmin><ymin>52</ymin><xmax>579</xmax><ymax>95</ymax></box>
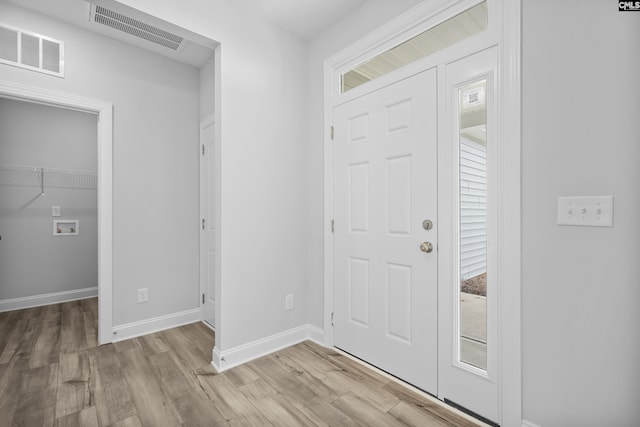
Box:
<box><xmin>557</xmin><ymin>196</ymin><xmax>613</xmax><ymax>227</ymax></box>
<box><xmin>52</xmin><ymin>206</ymin><xmax>61</xmax><ymax>217</ymax></box>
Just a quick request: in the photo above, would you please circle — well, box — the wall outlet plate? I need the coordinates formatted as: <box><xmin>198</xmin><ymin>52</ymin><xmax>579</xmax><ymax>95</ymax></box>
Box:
<box><xmin>138</xmin><ymin>288</ymin><xmax>149</xmax><ymax>303</ymax></box>
<box><xmin>285</xmin><ymin>294</ymin><xmax>294</xmax><ymax>311</ymax></box>
<box><xmin>557</xmin><ymin>196</ymin><xmax>614</xmax><ymax>227</ymax></box>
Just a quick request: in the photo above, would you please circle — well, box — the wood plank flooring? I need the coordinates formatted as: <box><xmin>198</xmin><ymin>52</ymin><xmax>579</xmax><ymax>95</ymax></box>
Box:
<box><xmin>0</xmin><ymin>299</ymin><xmax>482</xmax><ymax>426</ymax></box>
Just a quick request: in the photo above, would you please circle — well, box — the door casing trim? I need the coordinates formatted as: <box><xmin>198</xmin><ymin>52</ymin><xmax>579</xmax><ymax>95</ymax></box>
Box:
<box><xmin>199</xmin><ymin>114</ymin><xmax>216</xmax><ymax>327</ymax></box>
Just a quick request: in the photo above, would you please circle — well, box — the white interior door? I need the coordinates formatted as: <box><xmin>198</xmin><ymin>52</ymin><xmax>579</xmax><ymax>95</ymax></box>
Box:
<box><xmin>333</xmin><ymin>68</ymin><xmax>438</xmax><ymax>393</ymax></box>
<box><xmin>200</xmin><ymin>117</ymin><xmax>216</xmax><ymax>328</ymax></box>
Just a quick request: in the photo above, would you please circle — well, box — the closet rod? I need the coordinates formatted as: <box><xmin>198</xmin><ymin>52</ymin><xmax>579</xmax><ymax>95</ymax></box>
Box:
<box><xmin>0</xmin><ymin>164</ymin><xmax>98</xmax><ymax>192</ymax></box>
<box><xmin>0</xmin><ymin>164</ymin><xmax>97</xmax><ymax>177</ymax></box>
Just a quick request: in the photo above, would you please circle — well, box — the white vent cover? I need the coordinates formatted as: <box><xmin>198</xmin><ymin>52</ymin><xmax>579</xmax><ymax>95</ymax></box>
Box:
<box><xmin>90</xmin><ymin>5</ymin><xmax>184</xmax><ymax>51</ymax></box>
<box><xmin>0</xmin><ymin>23</ymin><xmax>64</xmax><ymax>77</ymax></box>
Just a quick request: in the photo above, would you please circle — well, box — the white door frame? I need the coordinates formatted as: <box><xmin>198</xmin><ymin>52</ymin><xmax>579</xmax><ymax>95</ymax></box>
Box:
<box><xmin>322</xmin><ymin>0</ymin><xmax>521</xmax><ymax>424</ymax></box>
<box><xmin>0</xmin><ymin>81</ymin><xmax>114</xmax><ymax>345</ymax></box>
<box><xmin>199</xmin><ymin>114</ymin><xmax>216</xmax><ymax>328</ymax></box>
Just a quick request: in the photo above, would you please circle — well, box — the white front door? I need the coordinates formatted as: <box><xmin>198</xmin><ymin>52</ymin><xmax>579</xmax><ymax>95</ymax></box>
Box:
<box><xmin>333</xmin><ymin>68</ymin><xmax>438</xmax><ymax>393</ymax></box>
<box><xmin>200</xmin><ymin>117</ymin><xmax>216</xmax><ymax>328</ymax></box>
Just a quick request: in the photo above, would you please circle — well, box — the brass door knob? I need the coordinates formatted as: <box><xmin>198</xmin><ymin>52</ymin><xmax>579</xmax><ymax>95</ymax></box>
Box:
<box><xmin>420</xmin><ymin>242</ymin><xmax>433</xmax><ymax>253</ymax></box>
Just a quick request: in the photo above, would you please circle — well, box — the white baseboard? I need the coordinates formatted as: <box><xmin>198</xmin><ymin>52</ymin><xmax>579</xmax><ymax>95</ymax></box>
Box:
<box><xmin>212</xmin><ymin>323</ymin><xmax>326</xmax><ymax>372</ymax></box>
<box><xmin>523</xmin><ymin>420</ymin><xmax>542</xmax><ymax>427</ymax></box>
<box><xmin>0</xmin><ymin>287</ymin><xmax>98</xmax><ymax>313</ymax></box>
<box><xmin>112</xmin><ymin>308</ymin><xmax>201</xmax><ymax>342</ymax></box>
<box><xmin>307</xmin><ymin>324</ymin><xmax>325</xmax><ymax>346</ymax></box>
<box><xmin>201</xmin><ymin>321</ymin><xmax>215</xmax><ymax>332</ymax></box>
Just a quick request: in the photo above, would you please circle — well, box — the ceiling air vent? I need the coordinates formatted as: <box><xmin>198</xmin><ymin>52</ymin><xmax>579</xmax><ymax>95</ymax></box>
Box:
<box><xmin>0</xmin><ymin>23</ymin><xmax>64</xmax><ymax>77</ymax></box>
<box><xmin>91</xmin><ymin>5</ymin><xmax>184</xmax><ymax>51</ymax></box>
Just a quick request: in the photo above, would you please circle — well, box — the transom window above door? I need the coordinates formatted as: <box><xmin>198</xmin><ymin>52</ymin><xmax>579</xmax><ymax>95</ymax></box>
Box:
<box><xmin>341</xmin><ymin>1</ymin><xmax>487</xmax><ymax>93</ymax></box>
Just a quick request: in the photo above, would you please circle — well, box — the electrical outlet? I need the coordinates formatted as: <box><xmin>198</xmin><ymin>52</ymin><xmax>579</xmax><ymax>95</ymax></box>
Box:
<box><xmin>285</xmin><ymin>294</ymin><xmax>294</xmax><ymax>311</ymax></box>
<box><xmin>138</xmin><ymin>288</ymin><xmax>149</xmax><ymax>303</ymax></box>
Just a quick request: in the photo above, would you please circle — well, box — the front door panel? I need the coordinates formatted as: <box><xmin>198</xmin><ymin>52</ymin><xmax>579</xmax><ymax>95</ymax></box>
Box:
<box><xmin>333</xmin><ymin>68</ymin><xmax>438</xmax><ymax>393</ymax></box>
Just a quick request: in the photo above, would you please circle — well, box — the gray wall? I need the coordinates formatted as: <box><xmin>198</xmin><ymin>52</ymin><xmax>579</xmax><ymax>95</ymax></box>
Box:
<box><xmin>121</xmin><ymin>0</ymin><xmax>310</xmax><ymax>351</ymax></box>
<box><xmin>0</xmin><ymin>98</ymin><xmax>97</xmax><ymax>300</ymax></box>
<box><xmin>522</xmin><ymin>0</ymin><xmax>640</xmax><ymax>425</ymax></box>
<box><xmin>0</xmin><ymin>2</ymin><xmax>200</xmax><ymax>326</ymax></box>
<box><xmin>199</xmin><ymin>55</ymin><xmax>215</xmax><ymax>120</ymax></box>
<box><xmin>305</xmin><ymin>0</ymin><xmax>423</xmax><ymax>328</ymax></box>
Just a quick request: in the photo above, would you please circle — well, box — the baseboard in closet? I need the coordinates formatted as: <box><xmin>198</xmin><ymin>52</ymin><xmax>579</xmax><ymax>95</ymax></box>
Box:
<box><xmin>0</xmin><ymin>286</ymin><xmax>98</xmax><ymax>313</ymax></box>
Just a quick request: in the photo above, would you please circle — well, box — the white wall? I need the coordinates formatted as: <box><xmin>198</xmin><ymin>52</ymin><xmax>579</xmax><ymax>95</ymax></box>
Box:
<box><xmin>0</xmin><ymin>98</ymin><xmax>97</xmax><ymax>300</ymax></box>
<box><xmin>522</xmin><ymin>1</ymin><xmax>640</xmax><ymax>425</ymax></box>
<box><xmin>199</xmin><ymin>54</ymin><xmax>215</xmax><ymax>120</ymax></box>
<box><xmin>305</xmin><ymin>0</ymin><xmax>423</xmax><ymax>327</ymax></box>
<box><xmin>116</xmin><ymin>0</ymin><xmax>309</xmax><ymax>351</ymax></box>
<box><xmin>0</xmin><ymin>2</ymin><xmax>201</xmax><ymax>326</ymax></box>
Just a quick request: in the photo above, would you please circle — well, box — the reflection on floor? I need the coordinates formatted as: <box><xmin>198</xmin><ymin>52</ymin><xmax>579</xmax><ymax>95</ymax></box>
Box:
<box><xmin>0</xmin><ymin>298</ymin><xmax>486</xmax><ymax>426</ymax></box>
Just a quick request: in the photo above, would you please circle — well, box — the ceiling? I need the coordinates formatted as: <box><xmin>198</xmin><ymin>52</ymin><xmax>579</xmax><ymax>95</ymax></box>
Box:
<box><xmin>234</xmin><ymin>0</ymin><xmax>369</xmax><ymax>40</ymax></box>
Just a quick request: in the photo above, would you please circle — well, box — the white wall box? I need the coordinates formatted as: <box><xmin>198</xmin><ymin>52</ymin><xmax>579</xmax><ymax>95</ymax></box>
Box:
<box><xmin>53</xmin><ymin>219</ymin><xmax>79</xmax><ymax>236</ymax></box>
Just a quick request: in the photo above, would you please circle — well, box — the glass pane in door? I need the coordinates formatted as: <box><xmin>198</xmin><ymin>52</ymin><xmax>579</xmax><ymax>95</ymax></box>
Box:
<box><xmin>458</xmin><ymin>79</ymin><xmax>487</xmax><ymax>370</ymax></box>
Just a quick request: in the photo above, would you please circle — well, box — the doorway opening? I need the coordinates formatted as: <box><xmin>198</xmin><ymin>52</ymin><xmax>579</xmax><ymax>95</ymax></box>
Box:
<box><xmin>0</xmin><ymin>81</ymin><xmax>113</xmax><ymax>344</ymax></box>
<box><xmin>0</xmin><ymin>98</ymin><xmax>99</xmax><ymax>331</ymax></box>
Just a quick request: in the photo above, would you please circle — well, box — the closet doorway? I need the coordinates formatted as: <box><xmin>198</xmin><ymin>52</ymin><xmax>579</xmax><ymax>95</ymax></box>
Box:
<box><xmin>0</xmin><ymin>81</ymin><xmax>113</xmax><ymax>345</ymax></box>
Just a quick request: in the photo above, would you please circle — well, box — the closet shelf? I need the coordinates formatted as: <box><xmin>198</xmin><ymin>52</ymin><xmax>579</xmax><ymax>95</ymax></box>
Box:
<box><xmin>0</xmin><ymin>164</ymin><xmax>97</xmax><ymax>191</ymax></box>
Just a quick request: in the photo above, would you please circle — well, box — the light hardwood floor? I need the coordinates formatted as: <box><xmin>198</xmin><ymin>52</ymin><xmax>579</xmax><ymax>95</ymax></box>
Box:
<box><xmin>0</xmin><ymin>299</ymin><xmax>482</xmax><ymax>426</ymax></box>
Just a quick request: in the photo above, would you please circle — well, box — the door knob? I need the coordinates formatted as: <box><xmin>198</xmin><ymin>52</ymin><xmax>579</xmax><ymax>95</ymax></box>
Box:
<box><xmin>420</xmin><ymin>242</ymin><xmax>433</xmax><ymax>253</ymax></box>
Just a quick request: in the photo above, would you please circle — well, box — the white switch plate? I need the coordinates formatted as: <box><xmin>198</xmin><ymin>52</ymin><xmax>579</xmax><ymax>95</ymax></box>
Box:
<box><xmin>557</xmin><ymin>196</ymin><xmax>614</xmax><ymax>227</ymax></box>
<box><xmin>52</xmin><ymin>206</ymin><xmax>61</xmax><ymax>217</ymax></box>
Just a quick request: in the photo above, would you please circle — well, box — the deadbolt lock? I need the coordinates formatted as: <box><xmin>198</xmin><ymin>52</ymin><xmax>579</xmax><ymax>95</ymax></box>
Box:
<box><xmin>422</xmin><ymin>219</ymin><xmax>433</xmax><ymax>230</ymax></box>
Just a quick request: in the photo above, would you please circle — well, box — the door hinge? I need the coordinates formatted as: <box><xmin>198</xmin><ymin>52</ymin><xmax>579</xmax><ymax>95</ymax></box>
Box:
<box><xmin>331</xmin><ymin>312</ymin><xmax>335</xmax><ymax>326</ymax></box>
<box><xmin>330</xmin><ymin>126</ymin><xmax>334</xmax><ymax>140</ymax></box>
<box><xmin>331</xmin><ymin>219</ymin><xmax>335</xmax><ymax>233</ymax></box>
<box><xmin>202</xmin><ymin>144</ymin><xmax>205</xmax><ymax>156</ymax></box>
<box><xmin>202</xmin><ymin>218</ymin><xmax>205</xmax><ymax>230</ymax></box>
<box><xmin>202</xmin><ymin>293</ymin><xmax>205</xmax><ymax>304</ymax></box>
